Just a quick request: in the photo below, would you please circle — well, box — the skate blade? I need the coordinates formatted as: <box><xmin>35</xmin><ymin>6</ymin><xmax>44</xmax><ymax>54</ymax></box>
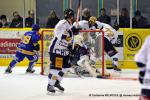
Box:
<box><xmin>5</xmin><ymin>72</ymin><xmax>10</xmax><ymax>74</ymax></box>
<box><xmin>111</xmin><ymin>71</ymin><xmax>121</xmax><ymax>77</ymax></box>
<box><xmin>47</xmin><ymin>91</ymin><xmax>55</xmax><ymax>95</ymax></box>
<box><xmin>26</xmin><ymin>72</ymin><xmax>35</xmax><ymax>74</ymax></box>
<box><xmin>113</xmin><ymin>69</ymin><xmax>122</xmax><ymax>73</ymax></box>
<box><xmin>55</xmin><ymin>89</ymin><xmax>64</xmax><ymax>93</ymax></box>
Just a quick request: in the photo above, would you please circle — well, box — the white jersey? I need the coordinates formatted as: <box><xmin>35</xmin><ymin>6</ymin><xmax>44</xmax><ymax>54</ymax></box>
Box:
<box><xmin>48</xmin><ymin>19</ymin><xmax>73</xmax><ymax>56</ymax></box>
<box><xmin>73</xmin><ymin>20</ymin><xmax>89</xmax><ymax>30</ymax></box>
<box><xmin>73</xmin><ymin>20</ymin><xmax>94</xmax><ymax>46</ymax></box>
<box><xmin>91</xmin><ymin>21</ymin><xmax>118</xmax><ymax>44</ymax></box>
<box><xmin>135</xmin><ymin>36</ymin><xmax>150</xmax><ymax>90</ymax></box>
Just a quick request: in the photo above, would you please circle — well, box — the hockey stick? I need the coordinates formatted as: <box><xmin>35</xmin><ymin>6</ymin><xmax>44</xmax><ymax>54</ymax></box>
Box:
<box><xmin>72</xmin><ymin>0</ymin><xmax>81</xmax><ymax>50</ymax></box>
<box><xmin>76</xmin><ymin>0</ymin><xmax>81</xmax><ymax>25</ymax></box>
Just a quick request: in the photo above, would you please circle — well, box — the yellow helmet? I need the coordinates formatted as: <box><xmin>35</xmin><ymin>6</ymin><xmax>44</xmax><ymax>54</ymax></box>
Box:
<box><xmin>89</xmin><ymin>16</ymin><xmax>97</xmax><ymax>24</ymax></box>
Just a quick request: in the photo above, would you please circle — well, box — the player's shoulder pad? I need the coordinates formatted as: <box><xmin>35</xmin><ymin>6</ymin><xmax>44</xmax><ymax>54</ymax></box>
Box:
<box><xmin>55</xmin><ymin>19</ymin><xmax>67</xmax><ymax>28</ymax></box>
<box><xmin>78</xmin><ymin>20</ymin><xmax>89</xmax><ymax>29</ymax></box>
<box><xmin>96</xmin><ymin>21</ymin><xmax>101</xmax><ymax>25</ymax></box>
<box><xmin>59</xmin><ymin>19</ymin><xmax>67</xmax><ymax>24</ymax></box>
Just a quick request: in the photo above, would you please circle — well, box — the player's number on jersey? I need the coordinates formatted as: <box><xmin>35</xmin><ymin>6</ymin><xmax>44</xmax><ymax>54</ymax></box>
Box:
<box><xmin>21</xmin><ymin>36</ymin><xmax>31</xmax><ymax>44</ymax></box>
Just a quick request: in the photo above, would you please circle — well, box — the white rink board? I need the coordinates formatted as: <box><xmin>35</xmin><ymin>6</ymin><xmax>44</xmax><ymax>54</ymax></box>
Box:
<box><xmin>0</xmin><ymin>67</ymin><xmax>140</xmax><ymax>100</ymax></box>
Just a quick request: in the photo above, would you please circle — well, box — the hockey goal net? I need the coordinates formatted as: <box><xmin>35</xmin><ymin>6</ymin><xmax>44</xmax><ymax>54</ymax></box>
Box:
<box><xmin>40</xmin><ymin>29</ymin><xmax>138</xmax><ymax>80</ymax></box>
<box><xmin>40</xmin><ymin>29</ymin><xmax>107</xmax><ymax>76</ymax></box>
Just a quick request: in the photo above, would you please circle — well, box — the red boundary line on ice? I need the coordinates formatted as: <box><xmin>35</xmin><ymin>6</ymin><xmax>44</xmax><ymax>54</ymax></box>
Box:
<box><xmin>107</xmin><ymin>77</ymin><xmax>138</xmax><ymax>81</ymax></box>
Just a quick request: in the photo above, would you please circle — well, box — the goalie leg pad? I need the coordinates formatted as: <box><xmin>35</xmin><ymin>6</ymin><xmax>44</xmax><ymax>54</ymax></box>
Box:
<box><xmin>77</xmin><ymin>55</ymin><xmax>89</xmax><ymax>67</ymax></box>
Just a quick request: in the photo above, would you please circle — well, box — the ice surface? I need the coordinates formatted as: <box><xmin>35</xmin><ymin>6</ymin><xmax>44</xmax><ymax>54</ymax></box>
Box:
<box><xmin>0</xmin><ymin>67</ymin><xmax>140</xmax><ymax>100</ymax></box>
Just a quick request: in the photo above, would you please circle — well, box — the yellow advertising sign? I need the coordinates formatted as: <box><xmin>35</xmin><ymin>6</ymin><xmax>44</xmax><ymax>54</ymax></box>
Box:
<box><xmin>0</xmin><ymin>28</ymin><xmax>150</xmax><ymax>69</ymax></box>
<box><xmin>122</xmin><ymin>28</ymin><xmax>150</xmax><ymax>69</ymax></box>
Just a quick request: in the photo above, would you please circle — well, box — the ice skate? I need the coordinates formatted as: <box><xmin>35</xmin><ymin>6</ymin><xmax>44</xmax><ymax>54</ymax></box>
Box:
<box><xmin>26</xmin><ymin>68</ymin><xmax>35</xmax><ymax>73</ymax></box>
<box><xmin>47</xmin><ymin>84</ymin><xmax>55</xmax><ymax>95</ymax></box>
<box><xmin>113</xmin><ymin>66</ymin><xmax>121</xmax><ymax>72</ymax></box>
<box><xmin>54</xmin><ymin>81</ymin><xmax>64</xmax><ymax>93</ymax></box>
<box><xmin>5</xmin><ymin>67</ymin><xmax>12</xmax><ymax>73</ymax></box>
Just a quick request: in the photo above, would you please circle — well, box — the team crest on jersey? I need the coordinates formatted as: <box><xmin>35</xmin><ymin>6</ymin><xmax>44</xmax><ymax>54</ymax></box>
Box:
<box><xmin>125</xmin><ymin>33</ymin><xmax>142</xmax><ymax>51</ymax></box>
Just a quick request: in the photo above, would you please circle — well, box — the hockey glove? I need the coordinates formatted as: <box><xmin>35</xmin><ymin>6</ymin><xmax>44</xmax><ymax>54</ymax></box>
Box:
<box><xmin>93</xmin><ymin>23</ymin><xmax>98</xmax><ymax>29</ymax></box>
<box><xmin>113</xmin><ymin>23</ymin><xmax>119</xmax><ymax>31</ymax></box>
<box><xmin>33</xmin><ymin>43</ymin><xmax>40</xmax><ymax>51</ymax></box>
<box><xmin>67</xmin><ymin>44</ymin><xmax>75</xmax><ymax>53</ymax></box>
<box><xmin>68</xmin><ymin>26</ymin><xmax>81</xmax><ymax>35</ymax></box>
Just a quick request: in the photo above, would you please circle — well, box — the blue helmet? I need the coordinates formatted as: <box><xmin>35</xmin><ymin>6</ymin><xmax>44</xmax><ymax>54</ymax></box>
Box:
<box><xmin>32</xmin><ymin>24</ymin><xmax>40</xmax><ymax>31</ymax></box>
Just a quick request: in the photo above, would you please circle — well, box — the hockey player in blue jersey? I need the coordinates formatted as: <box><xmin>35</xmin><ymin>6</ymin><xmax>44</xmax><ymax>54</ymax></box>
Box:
<box><xmin>5</xmin><ymin>24</ymin><xmax>41</xmax><ymax>73</ymax></box>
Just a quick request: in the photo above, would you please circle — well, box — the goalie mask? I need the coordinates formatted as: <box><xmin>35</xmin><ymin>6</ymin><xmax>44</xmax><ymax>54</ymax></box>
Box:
<box><xmin>64</xmin><ymin>8</ymin><xmax>74</xmax><ymax>19</ymax></box>
<box><xmin>89</xmin><ymin>16</ymin><xmax>97</xmax><ymax>25</ymax></box>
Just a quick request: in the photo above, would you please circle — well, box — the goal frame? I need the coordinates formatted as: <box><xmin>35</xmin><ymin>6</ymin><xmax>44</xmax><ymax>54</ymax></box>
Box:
<box><xmin>40</xmin><ymin>29</ymin><xmax>105</xmax><ymax>76</ymax></box>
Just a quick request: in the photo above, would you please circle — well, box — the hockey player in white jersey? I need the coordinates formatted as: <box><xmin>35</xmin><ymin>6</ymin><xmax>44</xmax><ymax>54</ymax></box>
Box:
<box><xmin>47</xmin><ymin>8</ymin><xmax>80</xmax><ymax>94</ymax></box>
<box><xmin>73</xmin><ymin>8</ymin><xmax>100</xmax><ymax>77</ymax></box>
<box><xmin>88</xmin><ymin>16</ymin><xmax>121</xmax><ymax>71</ymax></box>
<box><xmin>135</xmin><ymin>36</ymin><xmax>150</xmax><ymax>100</ymax></box>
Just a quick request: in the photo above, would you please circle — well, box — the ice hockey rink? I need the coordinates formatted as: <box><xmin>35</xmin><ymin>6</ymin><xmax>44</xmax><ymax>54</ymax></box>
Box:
<box><xmin>0</xmin><ymin>67</ymin><xmax>140</xmax><ymax>100</ymax></box>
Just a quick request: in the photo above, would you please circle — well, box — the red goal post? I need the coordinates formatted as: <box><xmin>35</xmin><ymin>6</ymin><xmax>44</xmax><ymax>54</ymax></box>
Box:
<box><xmin>40</xmin><ymin>29</ymin><xmax>105</xmax><ymax>76</ymax></box>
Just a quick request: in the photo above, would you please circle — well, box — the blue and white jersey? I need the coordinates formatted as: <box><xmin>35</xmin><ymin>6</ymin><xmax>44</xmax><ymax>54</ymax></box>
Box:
<box><xmin>18</xmin><ymin>31</ymin><xmax>40</xmax><ymax>52</ymax></box>
<box><xmin>91</xmin><ymin>21</ymin><xmax>118</xmax><ymax>44</ymax></box>
<box><xmin>48</xmin><ymin>19</ymin><xmax>73</xmax><ymax>56</ymax></box>
<box><xmin>73</xmin><ymin>20</ymin><xmax>92</xmax><ymax>46</ymax></box>
<box><xmin>73</xmin><ymin>20</ymin><xmax>89</xmax><ymax>30</ymax></box>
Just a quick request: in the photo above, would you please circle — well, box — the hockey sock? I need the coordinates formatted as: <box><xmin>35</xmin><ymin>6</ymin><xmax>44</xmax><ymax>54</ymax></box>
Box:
<box><xmin>9</xmin><ymin>60</ymin><xmax>18</xmax><ymax>69</ymax></box>
<box><xmin>28</xmin><ymin>55</ymin><xmax>38</xmax><ymax>70</ymax></box>
<box><xmin>48</xmin><ymin>69</ymin><xmax>60</xmax><ymax>86</ymax></box>
<box><xmin>110</xmin><ymin>53</ymin><xmax>118</xmax><ymax>67</ymax></box>
<box><xmin>28</xmin><ymin>62</ymin><xmax>36</xmax><ymax>70</ymax></box>
<box><xmin>57</xmin><ymin>71</ymin><xmax>64</xmax><ymax>82</ymax></box>
<box><xmin>48</xmin><ymin>73</ymin><xmax>57</xmax><ymax>86</ymax></box>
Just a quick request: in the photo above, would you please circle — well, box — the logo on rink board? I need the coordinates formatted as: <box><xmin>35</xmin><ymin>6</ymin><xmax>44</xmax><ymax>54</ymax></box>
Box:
<box><xmin>125</xmin><ymin>33</ymin><xmax>142</xmax><ymax>51</ymax></box>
